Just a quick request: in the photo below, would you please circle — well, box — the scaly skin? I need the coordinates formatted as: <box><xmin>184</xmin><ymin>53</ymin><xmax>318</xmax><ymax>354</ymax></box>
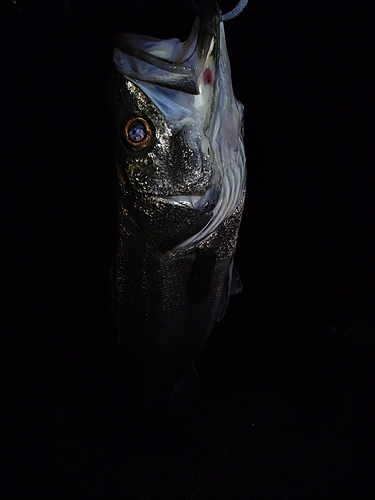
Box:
<box><xmin>110</xmin><ymin>1</ymin><xmax>246</xmax><ymax>396</ymax></box>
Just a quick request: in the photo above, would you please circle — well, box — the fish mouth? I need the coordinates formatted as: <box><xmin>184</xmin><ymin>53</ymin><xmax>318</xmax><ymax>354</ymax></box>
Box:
<box><xmin>112</xmin><ymin>1</ymin><xmax>220</xmax><ymax>94</ymax></box>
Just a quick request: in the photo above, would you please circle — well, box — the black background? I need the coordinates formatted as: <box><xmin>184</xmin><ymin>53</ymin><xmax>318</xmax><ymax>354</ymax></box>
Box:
<box><xmin>3</xmin><ymin>0</ymin><xmax>374</xmax><ymax>497</ymax></box>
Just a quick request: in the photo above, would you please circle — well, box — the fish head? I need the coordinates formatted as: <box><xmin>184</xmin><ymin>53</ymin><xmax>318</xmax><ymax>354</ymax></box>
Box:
<box><xmin>110</xmin><ymin>0</ymin><xmax>245</xmax><ymax>251</ymax></box>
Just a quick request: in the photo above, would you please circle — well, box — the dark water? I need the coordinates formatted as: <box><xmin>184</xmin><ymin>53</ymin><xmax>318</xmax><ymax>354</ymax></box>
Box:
<box><xmin>3</xmin><ymin>1</ymin><xmax>374</xmax><ymax>497</ymax></box>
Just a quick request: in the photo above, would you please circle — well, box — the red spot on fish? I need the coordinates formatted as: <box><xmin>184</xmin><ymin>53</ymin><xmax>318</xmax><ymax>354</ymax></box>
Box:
<box><xmin>203</xmin><ymin>67</ymin><xmax>213</xmax><ymax>86</ymax></box>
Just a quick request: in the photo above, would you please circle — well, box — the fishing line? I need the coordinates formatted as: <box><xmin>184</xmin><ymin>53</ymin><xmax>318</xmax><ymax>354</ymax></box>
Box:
<box><xmin>189</xmin><ymin>0</ymin><xmax>249</xmax><ymax>21</ymax></box>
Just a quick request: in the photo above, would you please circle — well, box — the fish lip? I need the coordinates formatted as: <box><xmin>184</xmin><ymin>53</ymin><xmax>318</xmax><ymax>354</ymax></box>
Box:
<box><xmin>112</xmin><ymin>1</ymin><xmax>220</xmax><ymax>94</ymax></box>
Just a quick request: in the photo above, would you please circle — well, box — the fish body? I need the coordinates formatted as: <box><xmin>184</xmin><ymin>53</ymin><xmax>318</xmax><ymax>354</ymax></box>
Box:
<box><xmin>110</xmin><ymin>0</ymin><xmax>246</xmax><ymax>396</ymax></box>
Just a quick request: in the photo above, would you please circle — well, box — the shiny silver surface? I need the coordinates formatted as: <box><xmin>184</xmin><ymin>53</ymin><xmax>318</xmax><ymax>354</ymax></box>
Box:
<box><xmin>110</xmin><ymin>0</ymin><xmax>246</xmax><ymax>395</ymax></box>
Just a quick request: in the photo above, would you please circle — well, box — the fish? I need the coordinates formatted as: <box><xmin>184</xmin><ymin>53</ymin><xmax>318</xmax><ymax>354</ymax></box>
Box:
<box><xmin>109</xmin><ymin>0</ymin><xmax>246</xmax><ymax>398</ymax></box>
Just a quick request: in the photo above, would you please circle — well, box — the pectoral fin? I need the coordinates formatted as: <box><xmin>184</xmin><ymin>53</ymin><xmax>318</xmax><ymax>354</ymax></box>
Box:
<box><xmin>217</xmin><ymin>259</ymin><xmax>242</xmax><ymax>322</ymax></box>
<box><xmin>168</xmin><ymin>362</ymin><xmax>200</xmax><ymax>402</ymax></box>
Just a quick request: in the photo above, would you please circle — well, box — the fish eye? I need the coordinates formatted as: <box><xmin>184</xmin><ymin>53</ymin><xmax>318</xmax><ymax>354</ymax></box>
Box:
<box><xmin>123</xmin><ymin>117</ymin><xmax>152</xmax><ymax>150</ymax></box>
